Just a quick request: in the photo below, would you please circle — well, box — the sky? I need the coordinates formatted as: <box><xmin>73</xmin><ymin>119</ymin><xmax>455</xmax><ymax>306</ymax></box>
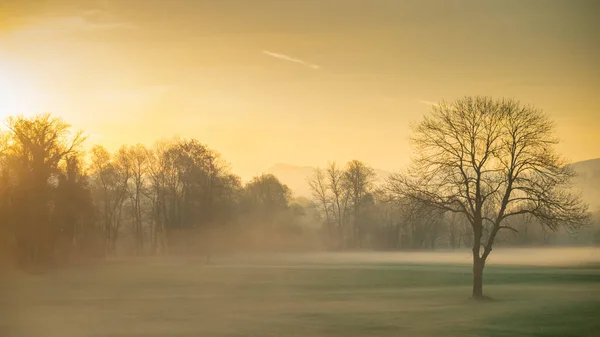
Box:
<box><xmin>0</xmin><ymin>0</ymin><xmax>599</xmax><ymax>180</ymax></box>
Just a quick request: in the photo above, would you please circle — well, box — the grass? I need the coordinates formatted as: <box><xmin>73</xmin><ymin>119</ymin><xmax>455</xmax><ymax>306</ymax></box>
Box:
<box><xmin>1</xmin><ymin>253</ymin><xmax>599</xmax><ymax>337</ymax></box>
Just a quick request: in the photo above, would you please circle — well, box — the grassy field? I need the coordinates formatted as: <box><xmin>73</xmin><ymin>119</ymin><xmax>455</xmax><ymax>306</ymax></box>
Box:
<box><xmin>1</xmin><ymin>249</ymin><xmax>599</xmax><ymax>337</ymax></box>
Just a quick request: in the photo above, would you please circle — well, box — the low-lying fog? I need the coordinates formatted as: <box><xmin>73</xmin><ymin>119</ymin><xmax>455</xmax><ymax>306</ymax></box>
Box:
<box><xmin>3</xmin><ymin>247</ymin><xmax>599</xmax><ymax>337</ymax></box>
<box><xmin>117</xmin><ymin>247</ymin><xmax>600</xmax><ymax>267</ymax></box>
<box><xmin>136</xmin><ymin>247</ymin><xmax>600</xmax><ymax>268</ymax></box>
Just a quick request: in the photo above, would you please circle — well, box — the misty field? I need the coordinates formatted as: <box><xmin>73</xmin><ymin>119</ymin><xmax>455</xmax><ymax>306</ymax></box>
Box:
<box><xmin>2</xmin><ymin>248</ymin><xmax>599</xmax><ymax>337</ymax></box>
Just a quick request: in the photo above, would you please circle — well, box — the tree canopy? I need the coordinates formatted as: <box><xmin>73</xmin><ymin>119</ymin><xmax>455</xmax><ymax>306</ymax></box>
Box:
<box><xmin>386</xmin><ymin>96</ymin><xmax>590</xmax><ymax>297</ymax></box>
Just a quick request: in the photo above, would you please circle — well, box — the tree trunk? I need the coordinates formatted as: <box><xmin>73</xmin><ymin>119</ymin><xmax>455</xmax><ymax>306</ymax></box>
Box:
<box><xmin>472</xmin><ymin>223</ymin><xmax>484</xmax><ymax>299</ymax></box>
<box><xmin>472</xmin><ymin>258</ymin><xmax>484</xmax><ymax>298</ymax></box>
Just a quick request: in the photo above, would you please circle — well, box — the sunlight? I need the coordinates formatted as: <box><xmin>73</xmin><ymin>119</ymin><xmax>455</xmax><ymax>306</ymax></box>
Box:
<box><xmin>1</xmin><ymin>2</ymin><xmax>599</xmax><ymax>336</ymax></box>
<box><xmin>0</xmin><ymin>61</ymin><xmax>43</xmax><ymax>121</ymax></box>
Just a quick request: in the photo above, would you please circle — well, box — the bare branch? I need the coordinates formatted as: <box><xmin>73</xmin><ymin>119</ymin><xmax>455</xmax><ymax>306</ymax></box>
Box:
<box><xmin>499</xmin><ymin>226</ymin><xmax>519</xmax><ymax>233</ymax></box>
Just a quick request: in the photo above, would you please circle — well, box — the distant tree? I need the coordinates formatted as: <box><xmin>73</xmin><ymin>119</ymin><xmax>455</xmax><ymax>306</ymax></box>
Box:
<box><xmin>89</xmin><ymin>145</ymin><xmax>130</xmax><ymax>255</ymax></box>
<box><xmin>343</xmin><ymin>160</ymin><xmax>376</xmax><ymax>248</ymax></box>
<box><xmin>120</xmin><ymin>144</ymin><xmax>150</xmax><ymax>255</ymax></box>
<box><xmin>395</xmin><ymin>197</ymin><xmax>444</xmax><ymax>249</ymax></box>
<box><xmin>143</xmin><ymin>138</ymin><xmax>241</xmax><ymax>254</ymax></box>
<box><xmin>244</xmin><ymin>174</ymin><xmax>291</xmax><ymax>223</ymax></box>
<box><xmin>163</xmin><ymin>140</ymin><xmax>228</xmax><ymax>228</ymax></box>
<box><xmin>308</xmin><ymin>168</ymin><xmax>334</xmax><ymax>240</ymax></box>
<box><xmin>146</xmin><ymin>140</ymin><xmax>171</xmax><ymax>254</ymax></box>
<box><xmin>0</xmin><ymin>135</ymin><xmax>13</xmax><ymax>261</ymax></box>
<box><xmin>3</xmin><ymin>114</ymin><xmax>85</xmax><ymax>266</ymax></box>
<box><xmin>365</xmin><ymin>190</ymin><xmax>402</xmax><ymax>249</ymax></box>
<box><xmin>444</xmin><ymin>213</ymin><xmax>469</xmax><ymax>249</ymax></box>
<box><xmin>327</xmin><ymin>162</ymin><xmax>350</xmax><ymax>248</ymax></box>
<box><xmin>214</xmin><ymin>173</ymin><xmax>243</xmax><ymax>222</ymax></box>
<box><xmin>309</xmin><ymin>161</ymin><xmax>379</xmax><ymax>249</ymax></box>
<box><xmin>387</xmin><ymin>96</ymin><xmax>590</xmax><ymax>299</ymax></box>
<box><xmin>53</xmin><ymin>155</ymin><xmax>94</xmax><ymax>261</ymax></box>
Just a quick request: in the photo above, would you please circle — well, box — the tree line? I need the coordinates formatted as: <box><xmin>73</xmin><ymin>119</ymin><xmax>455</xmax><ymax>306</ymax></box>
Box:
<box><xmin>0</xmin><ymin>96</ymin><xmax>595</xmax><ymax>297</ymax></box>
<box><xmin>0</xmin><ymin>114</ymin><xmax>304</xmax><ymax>267</ymax></box>
<box><xmin>307</xmin><ymin>161</ymin><xmax>588</xmax><ymax>252</ymax></box>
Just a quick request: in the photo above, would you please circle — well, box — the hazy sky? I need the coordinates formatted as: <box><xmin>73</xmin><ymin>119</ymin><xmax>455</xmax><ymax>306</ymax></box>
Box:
<box><xmin>1</xmin><ymin>0</ymin><xmax>599</xmax><ymax>180</ymax></box>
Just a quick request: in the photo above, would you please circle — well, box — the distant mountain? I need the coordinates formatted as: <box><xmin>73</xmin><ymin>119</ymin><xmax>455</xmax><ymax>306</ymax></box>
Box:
<box><xmin>264</xmin><ymin>164</ymin><xmax>315</xmax><ymax>198</ymax></box>
<box><xmin>265</xmin><ymin>163</ymin><xmax>392</xmax><ymax>198</ymax></box>
<box><xmin>570</xmin><ymin>158</ymin><xmax>600</xmax><ymax>211</ymax></box>
<box><xmin>266</xmin><ymin>159</ymin><xmax>600</xmax><ymax>211</ymax></box>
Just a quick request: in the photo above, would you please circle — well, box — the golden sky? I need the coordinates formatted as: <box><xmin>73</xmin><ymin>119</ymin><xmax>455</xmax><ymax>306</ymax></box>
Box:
<box><xmin>1</xmin><ymin>0</ymin><xmax>599</xmax><ymax>179</ymax></box>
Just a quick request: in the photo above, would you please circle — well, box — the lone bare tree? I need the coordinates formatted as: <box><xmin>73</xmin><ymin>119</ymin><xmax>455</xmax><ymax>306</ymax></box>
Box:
<box><xmin>387</xmin><ymin>96</ymin><xmax>590</xmax><ymax>299</ymax></box>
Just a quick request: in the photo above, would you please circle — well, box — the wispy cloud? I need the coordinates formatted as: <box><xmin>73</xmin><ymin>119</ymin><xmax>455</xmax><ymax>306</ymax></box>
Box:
<box><xmin>418</xmin><ymin>100</ymin><xmax>439</xmax><ymax>107</ymax></box>
<box><xmin>46</xmin><ymin>16</ymin><xmax>135</xmax><ymax>31</ymax></box>
<box><xmin>6</xmin><ymin>9</ymin><xmax>135</xmax><ymax>37</ymax></box>
<box><xmin>262</xmin><ymin>50</ymin><xmax>320</xmax><ymax>70</ymax></box>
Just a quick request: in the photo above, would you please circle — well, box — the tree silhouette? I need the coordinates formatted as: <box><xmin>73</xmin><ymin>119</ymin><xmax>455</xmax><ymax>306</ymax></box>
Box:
<box><xmin>89</xmin><ymin>145</ymin><xmax>130</xmax><ymax>255</ymax></box>
<box><xmin>344</xmin><ymin>160</ymin><xmax>376</xmax><ymax>248</ymax></box>
<box><xmin>0</xmin><ymin>109</ymin><xmax>593</xmax><ymax>268</ymax></box>
<box><xmin>308</xmin><ymin>161</ymin><xmax>375</xmax><ymax>248</ymax></box>
<box><xmin>386</xmin><ymin>96</ymin><xmax>590</xmax><ymax>298</ymax></box>
<box><xmin>3</xmin><ymin>114</ymin><xmax>85</xmax><ymax>266</ymax></box>
<box><xmin>53</xmin><ymin>156</ymin><xmax>94</xmax><ymax>261</ymax></box>
<box><xmin>244</xmin><ymin>174</ymin><xmax>291</xmax><ymax>224</ymax></box>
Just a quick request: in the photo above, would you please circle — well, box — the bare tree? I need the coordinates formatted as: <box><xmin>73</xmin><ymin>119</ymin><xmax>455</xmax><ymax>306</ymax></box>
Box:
<box><xmin>0</xmin><ymin>132</ymin><xmax>12</xmax><ymax>260</ymax></box>
<box><xmin>52</xmin><ymin>155</ymin><xmax>95</xmax><ymax>260</ymax></box>
<box><xmin>146</xmin><ymin>141</ymin><xmax>169</xmax><ymax>254</ymax></box>
<box><xmin>344</xmin><ymin>160</ymin><xmax>376</xmax><ymax>248</ymax></box>
<box><xmin>121</xmin><ymin>144</ymin><xmax>149</xmax><ymax>255</ymax></box>
<box><xmin>327</xmin><ymin>162</ymin><xmax>350</xmax><ymax>248</ymax></box>
<box><xmin>308</xmin><ymin>168</ymin><xmax>333</xmax><ymax>239</ymax></box>
<box><xmin>386</xmin><ymin>96</ymin><xmax>590</xmax><ymax>298</ymax></box>
<box><xmin>90</xmin><ymin>145</ymin><xmax>130</xmax><ymax>255</ymax></box>
<box><xmin>395</xmin><ymin>197</ymin><xmax>444</xmax><ymax>249</ymax></box>
<box><xmin>444</xmin><ymin>212</ymin><xmax>468</xmax><ymax>249</ymax></box>
<box><xmin>4</xmin><ymin>114</ymin><xmax>85</xmax><ymax>266</ymax></box>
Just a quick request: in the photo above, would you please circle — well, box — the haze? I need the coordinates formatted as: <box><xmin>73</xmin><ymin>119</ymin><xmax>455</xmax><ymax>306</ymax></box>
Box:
<box><xmin>1</xmin><ymin>0</ymin><xmax>599</xmax><ymax>179</ymax></box>
<box><xmin>2</xmin><ymin>1</ymin><xmax>600</xmax><ymax>337</ymax></box>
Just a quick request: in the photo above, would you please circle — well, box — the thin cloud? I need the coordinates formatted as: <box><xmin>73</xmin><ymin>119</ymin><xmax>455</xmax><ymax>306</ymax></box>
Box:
<box><xmin>50</xmin><ymin>16</ymin><xmax>135</xmax><ymax>31</ymax></box>
<box><xmin>262</xmin><ymin>50</ymin><xmax>320</xmax><ymax>70</ymax></box>
<box><xmin>418</xmin><ymin>100</ymin><xmax>439</xmax><ymax>107</ymax></box>
<box><xmin>7</xmin><ymin>9</ymin><xmax>135</xmax><ymax>37</ymax></box>
<box><xmin>78</xmin><ymin>9</ymin><xmax>137</xmax><ymax>30</ymax></box>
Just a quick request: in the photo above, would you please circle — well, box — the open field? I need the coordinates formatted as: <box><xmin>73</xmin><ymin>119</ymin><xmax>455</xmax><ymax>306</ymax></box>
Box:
<box><xmin>2</xmin><ymin>248</ymin><xmax>599</xmax><ymax>337</ymax></box>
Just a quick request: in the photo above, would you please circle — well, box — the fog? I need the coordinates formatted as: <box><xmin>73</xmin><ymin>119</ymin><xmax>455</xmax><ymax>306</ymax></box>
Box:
<box><xmin>209</xmin><ymin>247</ymin><xmax>600</xmax><ymax>268</ymax></box>
<box><xmin>2</xmin><ymin>91</ymin><xmax>600</xmax><ymax>337</ymax></box>
<box><xmin>2</xmin><ymin>1</ymin><xmax>600</xmax><ymax>335</ymax></box>
<box><xmin>2</xmin><ymin>249</ymin><xmax>599</xmax><ymax>337</ymax></box>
